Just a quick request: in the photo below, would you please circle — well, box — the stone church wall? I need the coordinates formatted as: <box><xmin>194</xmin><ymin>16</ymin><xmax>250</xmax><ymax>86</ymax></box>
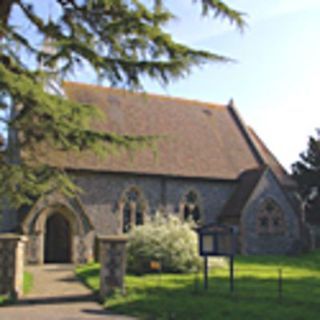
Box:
<box><xmin>240</xmin><ymin>169</ymin><xmax>301</xmax><ymax>254</ymax></box>
<box><xmin>0</xmin><ymin>208</ymin><xmax>19</xmax><ymax>233</ymax></box>
<box><xmin>73</xmin><ymin>170</ymin><xmax>236</xmax><ymax>236</ymax></box>
<box><xmin>164</xmin><ymin>178</ymin><xmax>236</xmax><ymax>223</ymax></box>
<box><xmin>1</xmin><ymin>170</ymin><xmax>235</xmax><ymax>264</ymax></box>
<box><xmin>0</xmin><ymin>168</ymin><xmax>305</xmax><ymax>261</ymax></box>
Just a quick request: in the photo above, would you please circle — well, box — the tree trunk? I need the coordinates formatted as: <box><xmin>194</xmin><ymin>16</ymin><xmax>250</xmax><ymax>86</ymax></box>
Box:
<box><xmin>0</xmin><ymin>0</ymin><xmax>16</xmax><ymax>33</ymax></box>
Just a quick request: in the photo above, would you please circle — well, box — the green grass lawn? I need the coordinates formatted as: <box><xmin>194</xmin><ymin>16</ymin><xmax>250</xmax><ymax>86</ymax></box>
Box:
<box><xmin>23</xmin><ymin>271</ymin><xmax>33</xmax><ymax>295</ymax></box>
<box><xmin>0</xmin><ymin>271</ymin><xmax>33</xmax><ymax>306</ymax></box>
<box><xmin>76</xmin><ymin>251</ymin><xmax>320</xmax><ymax>320</ymax></box>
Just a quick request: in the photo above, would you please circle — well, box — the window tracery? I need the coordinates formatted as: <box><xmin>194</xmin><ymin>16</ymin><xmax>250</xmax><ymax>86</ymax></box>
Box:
<box><xmin>120</xmin><ymin>188</ymin><xmax>146</xmax><ymax>233</ymax></box>
<box><xmin>181</xmin><ymin>190</ymin><xmax>201</xmax><ymax>223</ymax></box>
<box><xmin>256</xmin><ymin>199</ymin><xmax>284</xmax><ymax>235</ymax></box>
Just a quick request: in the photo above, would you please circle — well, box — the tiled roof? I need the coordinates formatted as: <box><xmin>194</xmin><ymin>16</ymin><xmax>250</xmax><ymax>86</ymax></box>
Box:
<box><xmin>218</xmin><ymin>167</ymin><xmax>265</xmax><ymax>222</ymax></box>
<box><xmin>247</xmin><ymin>127</ymin><xmax>296</xmax><ymax>187</ymax></box>
<box><xmin>34</xmin><ymin>82</ymin><xmax>286</xmax><ymax>180</ymax></box>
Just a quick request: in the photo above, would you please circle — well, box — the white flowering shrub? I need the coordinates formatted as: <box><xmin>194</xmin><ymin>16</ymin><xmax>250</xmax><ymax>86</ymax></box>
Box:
<box><xmin>126</xmin><ymin>213</ymin><xmax>202</xmax><ymax>274</ymax></box>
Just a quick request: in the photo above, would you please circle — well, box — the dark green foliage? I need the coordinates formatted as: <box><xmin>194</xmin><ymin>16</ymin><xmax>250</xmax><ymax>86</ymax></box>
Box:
<box><xmin>0</xmin><ymin>0</ymin><xmax>245</xmax><ymax>208</ymax></box>
<box><xmin>292</xmin><ymin>130</ymin><xmax>320</xmax><ymax>224</ymax></box>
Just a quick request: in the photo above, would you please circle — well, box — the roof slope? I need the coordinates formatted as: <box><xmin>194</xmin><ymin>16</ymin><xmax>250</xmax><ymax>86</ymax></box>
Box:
<box><xmin>247</xmin><ymin>127</ymin><xmax>296</xmax><ymax>187</ymax></box>
<box><xmin>34</xmin><ymin>82</ymin><xmax>285</xmax><ymax>180</ymax></box>
<box><xmin>218</xmin><ymin>168</ymin><xmax>265</xmax><ymax>222</ymax></box>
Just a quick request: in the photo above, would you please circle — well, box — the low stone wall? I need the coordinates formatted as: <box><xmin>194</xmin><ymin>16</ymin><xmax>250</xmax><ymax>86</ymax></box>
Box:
<box><xmin>0</xmin><ymin>234</ymin><xmax>27</xmax><ymax>299</ymax></box>
<box><xmin>98</xmin><ymin>235</ymin><xmax>128</xmax><ymax>299</ymax></box>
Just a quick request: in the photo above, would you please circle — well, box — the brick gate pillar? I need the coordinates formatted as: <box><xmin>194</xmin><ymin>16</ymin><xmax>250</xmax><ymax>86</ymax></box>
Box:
<box><xmin>0</xmin><ymin>234</ymin><xmax>27</xmax><ymax>299</ymax></box>
<box><xmin>98</xmin><ymin>235</ymin><xmax>128</xmax><ymax>299</ymax></box>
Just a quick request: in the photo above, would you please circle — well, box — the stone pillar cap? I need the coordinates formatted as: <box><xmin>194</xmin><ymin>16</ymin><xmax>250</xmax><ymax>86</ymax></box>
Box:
<box><xmin>98</xmin><ymin>235</ymin><xmax>128</xmax><ymax>242</ymax></box>
<box><xmin>0</xmin><ymin>233</ymin><xmax>28</xmax><ymax>242</ymax></box>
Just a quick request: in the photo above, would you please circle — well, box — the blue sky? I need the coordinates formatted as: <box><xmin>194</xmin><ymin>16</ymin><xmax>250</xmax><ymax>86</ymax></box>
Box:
<box><xmin>6</xmin><ymin>1</ymin><xmax>320</xmax><ymax>171</ymax></box>
<box><xmin>140</xmin><ymin>0</ymin><xmax>320</xmax><ymax>171</ymax></box>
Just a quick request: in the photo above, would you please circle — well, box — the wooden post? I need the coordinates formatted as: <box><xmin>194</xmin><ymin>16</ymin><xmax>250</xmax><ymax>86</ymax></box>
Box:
<box><xmin>278</xmin><ymin>268</ymin><xmax>283</xmax><ymax>301</ymax></box>
<box><xmin>230</xmin><ymin>255</ymin><xmax>234</xmax><ymax>293</ymax></box>
<box><xmin>204</xmin><ymin>256</ymin><xmax>209</xmax><ymax>290</ymax></box>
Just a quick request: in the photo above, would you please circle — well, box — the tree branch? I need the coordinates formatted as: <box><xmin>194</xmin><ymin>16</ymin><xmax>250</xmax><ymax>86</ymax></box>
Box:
<box><xmin>0</xmin><ymin>0</ymin><xmax>16</xmax><ymax>26</ymax></box>
<box><xmin>0</xmin><ymin>116</ymin><xmax>9</xmax><ymax>124</ymax></box>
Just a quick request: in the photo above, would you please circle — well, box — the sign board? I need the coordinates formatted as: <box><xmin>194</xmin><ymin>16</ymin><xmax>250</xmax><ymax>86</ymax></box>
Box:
<box><xmin>197</xmin><ymin>223</ymin><xmax>237</xmax><ymax>292</ymax></box>
<box><xmin>197</xmin><ymin>223</ymin><xmax>236</xmax><ymax>257</ymax></box>
<box><xmin>202</xmin><ymin>235</ymin><xmax>214</xmax><ymax>253</ymax></box>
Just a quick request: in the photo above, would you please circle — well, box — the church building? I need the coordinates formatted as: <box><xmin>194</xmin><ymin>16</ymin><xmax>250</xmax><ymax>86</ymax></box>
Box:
<box><xmin>0</xmin><ymin>82</ymin><xmax>305</xmax><ymax>264</ymax></box>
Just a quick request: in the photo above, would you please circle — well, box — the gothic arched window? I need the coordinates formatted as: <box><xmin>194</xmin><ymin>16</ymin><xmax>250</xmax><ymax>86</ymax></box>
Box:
<box><xmin>256</xmin><ymin>199</ymin><xmax>284</xmax><ymax>235</ymax></box>
<box><xmin>120</xmin><ymin>188</ymin><xmax>146</xmax><ymax>233</ymax></box>
<box><xmin>181</xmin><ymin>191</ymin><xmax>201</xmax><ymax>223</ymax></box>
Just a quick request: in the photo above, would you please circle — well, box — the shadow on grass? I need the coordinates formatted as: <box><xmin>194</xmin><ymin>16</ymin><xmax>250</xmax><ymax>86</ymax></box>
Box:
<box><xmin>76</xmin><ymin>266</ymin><xmax>100</xmax><ymax>295</ymax></box>
<box><xmin>105</xmin><ymin>276</ymin><xmax>320</xmax><ymax>320</ymax></box>
<box><xmin>75</xmin><ymin>254</ymin><xmax>320</xmax><ymax>320</ymax></box>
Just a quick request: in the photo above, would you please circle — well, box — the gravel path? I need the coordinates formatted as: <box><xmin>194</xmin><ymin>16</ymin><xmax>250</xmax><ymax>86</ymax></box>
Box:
<box><xmin>0</xmin><ymin>264</ymin><xmax>136</xmax><ymax>320</ymax></box>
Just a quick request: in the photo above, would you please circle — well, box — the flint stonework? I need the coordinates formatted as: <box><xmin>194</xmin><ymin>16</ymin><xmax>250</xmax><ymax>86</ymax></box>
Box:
<box><xmin>0</xmin><ymin>234</ymin><xmax>27</xmax><ymax>299</ymax></box>
<box><xmin>99</xmin><ymin>236</ymin><xmax>128</xmax><ymax>299</ymax></box>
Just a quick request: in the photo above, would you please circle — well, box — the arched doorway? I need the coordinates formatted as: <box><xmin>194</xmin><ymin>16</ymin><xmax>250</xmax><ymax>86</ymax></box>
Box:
<box><xmin>45</xmin><ymin>213</ymin><xmax>71</xmax><ymax>263</ymax></box>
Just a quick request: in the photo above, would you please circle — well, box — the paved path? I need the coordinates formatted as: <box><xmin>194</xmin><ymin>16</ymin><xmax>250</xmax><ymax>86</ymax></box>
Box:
<box><xmin>0</xmin><ymin>264</ymin><xmax>135</xmax><ymax>320</ymax></box>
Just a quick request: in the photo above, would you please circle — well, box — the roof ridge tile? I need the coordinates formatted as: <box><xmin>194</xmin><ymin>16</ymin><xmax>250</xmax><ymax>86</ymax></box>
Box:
<box><xmin>63</xmin><ymin>81</ymin><xmax>226</xmax><ymax>110</ymax></box>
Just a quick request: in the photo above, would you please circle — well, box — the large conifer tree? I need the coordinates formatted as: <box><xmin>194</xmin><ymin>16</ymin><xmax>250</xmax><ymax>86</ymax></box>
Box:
<box><xmin>0</xmin><ymin>0</ymin><xmax>245</xmax><ymax>208</ymax></box>
<box><xmin>292</xmin><ymin>130</ymin><xmax>320</xmax><ymax>224</ymax></box>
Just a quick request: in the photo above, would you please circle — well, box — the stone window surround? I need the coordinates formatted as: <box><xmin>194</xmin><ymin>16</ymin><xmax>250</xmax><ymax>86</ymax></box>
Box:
<box><xmin>117</xmin><ymin>187</ymin><xmax>203</xmax><ymax>230</ymax></box>
<box><xmin>256</xmin><ymin>198</ymin><xmax>285</xmax><ymax>235</ymax></box>
<box><xmin>118</xmin><ymin>186</ymin><xmax>148</xmax><ymax>233</ymax></box>
<box><xmin>179</xmin><ymin>189</ymin><xmax>203</xmax><ymax>223</ymax></box>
